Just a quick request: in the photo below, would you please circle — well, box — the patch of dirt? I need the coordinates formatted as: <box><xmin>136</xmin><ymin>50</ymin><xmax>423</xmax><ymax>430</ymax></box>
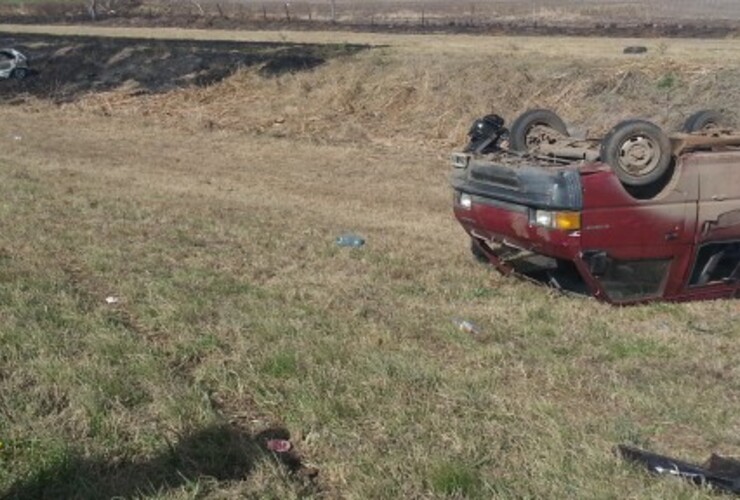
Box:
<box><xmin>0</xmin><ymin>32</ymin><xmax>368</xmax><ymax>101</ymax></box>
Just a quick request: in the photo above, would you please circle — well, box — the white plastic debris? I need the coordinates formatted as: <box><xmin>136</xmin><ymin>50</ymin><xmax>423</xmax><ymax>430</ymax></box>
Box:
<box><xmin>452</xmin><ymin>318</ymin><xmax>481</xmax><ymax>335</ymax></box>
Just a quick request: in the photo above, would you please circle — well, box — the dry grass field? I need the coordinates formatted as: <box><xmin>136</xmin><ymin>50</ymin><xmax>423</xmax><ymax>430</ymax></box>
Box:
<box><xmin>0</xmin><ymin>25</ymin><xmax>739</xmax><ymax>499</ymax></box>
<box><xmin>2</xmin><ymin>0</ymin><xmax>740</xmax><ymax>32</ymax></box>
<box><xmin>210</xmin><ymin>0</ymin><xmax>740</xmax><ymax>24</ymax></box>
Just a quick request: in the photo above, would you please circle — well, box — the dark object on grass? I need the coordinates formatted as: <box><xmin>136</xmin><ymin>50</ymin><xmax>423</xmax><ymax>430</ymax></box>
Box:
<box><xmin>623</xmin><ymin>46</ymin><xmax>648</xmax><ymax>54</ymax></box>
<box><xmin>2</xmin><ymin>424</ymin><xmax>319</xmax><ymax>499</ymax></box>
<box><xmin>464</xmin><ymin>114</ymin><xmax>508</xmax><ymax>154</ymax></box>
<box><xmin>618</xmin><ymin>444</ymin><xmax>740</xmax><ymax>495</ymax></box>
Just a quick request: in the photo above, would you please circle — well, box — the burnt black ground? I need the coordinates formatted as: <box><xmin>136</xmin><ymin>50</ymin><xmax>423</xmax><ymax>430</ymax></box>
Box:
<box><xmin>0</xmin><ymin>32</ymin><xmax>368</xmax><ymax>102</ymax></box>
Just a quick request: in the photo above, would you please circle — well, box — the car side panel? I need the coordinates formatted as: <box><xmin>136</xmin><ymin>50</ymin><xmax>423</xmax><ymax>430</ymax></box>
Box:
<box><xmin>579</xmin><ymin>161</ymin><xmax>699</xmax><ymax>300</ymax></box>
<box><xmin>693</xmin><ymin>152</ymin><xmax>740</xmax><ymax>243</ymax></box>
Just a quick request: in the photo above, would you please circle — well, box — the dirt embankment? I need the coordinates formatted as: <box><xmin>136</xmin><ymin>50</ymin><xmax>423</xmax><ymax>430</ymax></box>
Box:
<box><xmin>1</xmin><ymin>31</ymin><xmax>738</xmax><ymax>151</ymax></box>
<box><xmin>1</xmin><ymin>3</ymin><xmax>738</xmax><ymax>40</ymax></box>
<box><xmin>98</xmin><ymin>17</ymin><xmax>740</xmax><ymax>39</ymax></box>
<box><xmin>50</xmin><ymin>16</ymin><xmax>740</xmax><ymax>39</ymax></box>
<box><xmin>0</xmin><ymin>32</ymin><xmax>367</xmax><ymax>101</ymax></box>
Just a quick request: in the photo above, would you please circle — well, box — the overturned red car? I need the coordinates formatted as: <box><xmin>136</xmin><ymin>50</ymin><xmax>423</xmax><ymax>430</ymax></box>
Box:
<box><xmin>451</xmin><ymin>109</ymin><xmax>740</xmax><ymax>304</ymax></box>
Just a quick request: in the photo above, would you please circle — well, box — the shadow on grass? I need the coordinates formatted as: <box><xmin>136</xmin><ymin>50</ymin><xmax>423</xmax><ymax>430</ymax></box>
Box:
<box><xmin>2</xmin><ymin>424</ymin><xmax>312</xmax><ymax>500</ymax></box>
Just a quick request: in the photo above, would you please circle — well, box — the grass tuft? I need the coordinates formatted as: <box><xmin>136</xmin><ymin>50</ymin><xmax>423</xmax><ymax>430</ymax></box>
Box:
<box><xmin>430</xmin><ymin>460</ymin><xmax>481</xmax><ymax>497</ymax></box>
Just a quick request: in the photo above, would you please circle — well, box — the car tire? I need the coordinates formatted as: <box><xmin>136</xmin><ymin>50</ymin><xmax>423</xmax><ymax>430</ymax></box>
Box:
<box><xmin>682</xmin><ymin>109</ymin><xmax>726</xmax><ymax>132</ymax></box>
<box><xmin>600</xmin><ymin>119</ymin><xmax>672</xmax><ymax>187</ymax></box>
<box><xmin>509</xmin><ymin>109</ymin><xmax>569</xmax><ymax>152</ymax></box>
<box><xmin>11</xmin><ymin>68</ymin><xmax>28</xmax><ymax>81</ymax></box>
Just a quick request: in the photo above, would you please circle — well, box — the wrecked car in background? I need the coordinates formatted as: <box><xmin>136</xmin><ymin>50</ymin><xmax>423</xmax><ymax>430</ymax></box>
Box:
<box><xmin>0</xmin><ymin>48</ymin><xmax>29</xmax><ymax>80</ymax></box>
<box><xmin>451</xmin><ymin>109</ymin><xmax>740</xmax><ymax>304</ymax></box>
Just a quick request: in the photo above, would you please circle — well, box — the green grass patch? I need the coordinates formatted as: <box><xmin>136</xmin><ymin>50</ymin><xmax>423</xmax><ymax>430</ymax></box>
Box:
<box><xmin>605</xmin><ymin>337</ymin><xmax>671</xmax><ymax>361</ymax></box>
<box><xmin>260</xmin><ymin>351</ymin><xmax>299</xmax><ymax>379</ymax></box>
<box><xmin>430</xmin><ymin>460</ymin><xmax>482</xmax><ymax>497</ymax></box>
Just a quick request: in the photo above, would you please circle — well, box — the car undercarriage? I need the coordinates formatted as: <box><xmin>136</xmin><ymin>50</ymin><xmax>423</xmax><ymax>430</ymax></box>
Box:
<box><xmin>451</xmin><ymin>109</ymin><xmax>740</xmax><ymax>304</ymax></box>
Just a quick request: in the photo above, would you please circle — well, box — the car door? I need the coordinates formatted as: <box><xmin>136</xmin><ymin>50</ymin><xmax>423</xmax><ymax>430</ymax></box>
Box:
<box><xmin>579</xmin><ymin>162</ymin><xmax>698</xmax><ymax>302</ymax></box>
<box><xmin>685</xmin><ymin>241</ymin><xmax>740</xmax><ymax>300</ymax></box>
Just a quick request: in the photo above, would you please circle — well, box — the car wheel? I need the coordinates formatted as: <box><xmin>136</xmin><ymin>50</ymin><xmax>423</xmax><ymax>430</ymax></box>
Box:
<box><xmin>12</xmin><ymin>68</ymin><xmax>28</xmax><ymax>81</ymax></box>
<box><xmin>600</xmin><ymin>119</ymin><xmax>672</xmax><ymax>187</ymax></box>
<box><xmin>509</xmin><ymin>109</ymin><xmax>569</xmax><ymax>152</ymax></box>
<box><xmin>682</xmin><ymin>109</ymin><xmax>727</xmax><ymax>132</ymax></box>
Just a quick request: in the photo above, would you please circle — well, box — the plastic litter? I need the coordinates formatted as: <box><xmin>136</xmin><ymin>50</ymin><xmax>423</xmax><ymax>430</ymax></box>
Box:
<box><xmin>452</xmin><ymin>318</ymin><xmax>481</xmax><ymax>335</ymax></box>
<box><xmin>105</xmin><ymin>296</ymin><xmax>120</xmax><ymax>305</ymax></box>
<box><xmin>336</xmin><ymin>234</ymin><xmax>365</xmax><ymax>248</ymax></box>
<box><xmin>266</xmin><ymin>439</ymin><xmax>292</xmax><ymax>453</ymax></box>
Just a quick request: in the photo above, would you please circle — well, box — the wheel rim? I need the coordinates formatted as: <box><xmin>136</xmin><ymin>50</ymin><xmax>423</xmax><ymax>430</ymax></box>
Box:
<box><xmin>618</xmin><ymin>135</ymin><xmax>662</xmax><ymax>177</ymax></box>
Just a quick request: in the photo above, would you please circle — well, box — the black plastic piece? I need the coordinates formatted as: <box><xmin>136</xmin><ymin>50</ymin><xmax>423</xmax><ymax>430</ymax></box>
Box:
<box><xmin>464</xmin><ymin>114</ymin><xmax>508</xmax><ymax>154</ymax></box>
<box><xmin>618</xmin><ymin>445</ymin><xmax>740</xmax><ymax>495</ymax></box>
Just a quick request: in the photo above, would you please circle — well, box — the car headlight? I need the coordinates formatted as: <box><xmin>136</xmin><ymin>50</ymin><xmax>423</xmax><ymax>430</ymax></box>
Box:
<box><xmin>532</xmin><ymin>210</ymin><xmax>580</xmax><ymax>231</ymax></box>
<box><xmin>535</xmin><ymin>210</ymin><xmax>553</xmax><ymax>227</ymax></box>
<box><xmin>459</xmin><ymin>193</ymin><xmax>473</xmax><ymax>210</ymax></box>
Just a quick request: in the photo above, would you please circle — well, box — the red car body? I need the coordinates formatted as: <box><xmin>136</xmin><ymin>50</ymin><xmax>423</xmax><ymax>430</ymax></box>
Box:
<box><xmin>451</xmin><ymin>150</ymin><xmax>740</xmax><ymax>304</ymax></box>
